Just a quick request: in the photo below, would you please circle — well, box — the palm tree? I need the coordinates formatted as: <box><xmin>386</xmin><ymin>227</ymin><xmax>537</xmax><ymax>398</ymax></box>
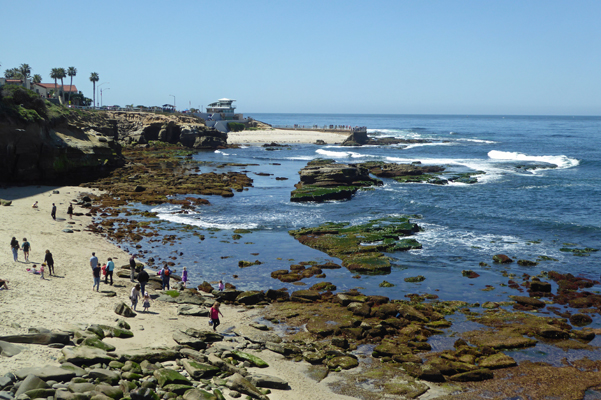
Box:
<box><xmin>56</xmin><ymin>68</ymin><xmax>67</xmax><ymax>103</ymax></box>
<box><xmin>67</xmin><ymin>67</ymin><xmax>77</xmax><ymax>104</ymax></box>
<box><xmin>89</xmin><ymin>72</ymin><xmax>99</xmax><ymax>109</ymax></box>
<box><xmin>18</xmin><ymin>64</ymin><xmax>31</xmax><ymax>87</ymax></box>
<box><xmin>50</xmin><ymin>68</ymin><xmax>61</xmax><ymax>99</ymax></box>
<box><xmin>5</xmin><ymin>68</ymin><xmax>22</xmax><ymax>79</ymax></box>
<box><xmin>32</xmin><ymin>74</ymin><xmax>42</xmax><ymax>84</ymax></box>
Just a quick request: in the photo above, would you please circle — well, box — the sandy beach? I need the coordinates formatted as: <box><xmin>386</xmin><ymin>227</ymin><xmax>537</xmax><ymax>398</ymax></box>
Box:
<box><xmin>0</xmin><ymin>185</ymin><xmax>357</xmax><ymax>400</ymax></box>
<box><xmin>227</xmin><ymin>128</ymin><xmax>350</xmax><ymax>145</ymax></box>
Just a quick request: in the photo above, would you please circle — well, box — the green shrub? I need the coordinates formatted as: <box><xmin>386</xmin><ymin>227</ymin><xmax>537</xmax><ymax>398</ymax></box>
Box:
<box><xmin>227</xmin><ymin>122</ymin><xmax>245</xmax><ymax>132</ymax></box>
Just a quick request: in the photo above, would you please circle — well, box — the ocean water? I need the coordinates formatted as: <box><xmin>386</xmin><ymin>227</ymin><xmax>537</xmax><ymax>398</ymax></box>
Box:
<box><xmin>127</xmin><ymin>114</ymin><xmax>601</xmax><ymax>314</ymax></box>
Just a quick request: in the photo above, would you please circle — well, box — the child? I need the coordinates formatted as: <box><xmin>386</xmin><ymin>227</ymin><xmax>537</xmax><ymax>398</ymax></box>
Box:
<box><xmin>182</xmin><ymin>267</ymin><xmax>188</xmax><ymax>288</ymax></box>
<box><xmin>209</xmin><ymin>302</ymin><xmax>224</xmax><ymax>332</ymax></box>
<box><xmin>218</xmin><ymin>280</ymin><xmax>224</xmax><ymax>291</ymax></box>
<box><xmin>143</xmin><ymin>292</ymin><xmax>151</xmax><ymax>312</ymax></box>
<box><xmin>40</xmin><ymin>263</ymin><xmax>45</xmax><ymax>279</ymax></box>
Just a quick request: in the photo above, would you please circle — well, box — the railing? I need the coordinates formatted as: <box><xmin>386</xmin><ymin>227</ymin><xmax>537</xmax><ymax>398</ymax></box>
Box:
<box><xmin>273</xmin><ymin>124</ymin><xmax>366</xmax><ymax>133</ymax></box>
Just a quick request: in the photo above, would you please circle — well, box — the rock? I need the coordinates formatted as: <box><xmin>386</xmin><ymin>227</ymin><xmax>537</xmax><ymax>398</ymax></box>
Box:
<box><xmin>478</xmin><ymin>353</ymin><xmax>517</xmax><ymax>369</ymax></box>
<box><xmin>290</xmin><ymin>290</ymin><xmax>321</xmax><ymax>302</ymax></box>
<box><xmin>182</xmin><ymin>328</ymin><xmax>223</xmax><ymax>343</ymax></box>
<box><xmin>87</xmin><ymin>369</ymin><xmax>120</xmax><ymax>385</ymax></box>
<box><xmin>235</xmin><ymin>291</ymin><xmax>265</xmax><ymax>305</ymax></box>
<box><xmin>404</xmin><ymin>275</ymin><xmax>425</xmax><ymax>283</ymax></box>
<box><xmin>511</xmin><ymin>296</ymin><xmax>546</xmax><ymax>308</ymax></box>
<box><xmin>264</xmin><ymin>342</ymin><xmax>301</xmax><ymax>356</ymax></box>
<box><xmin>0</xmin><ymin>332</ymin><xmax>70</xmax><ymax>345</ymax></box>
<box><xmin>95</xmin><ymin>385</ymin><xmax>123</xmax><ymax>400</ymax></box>
<box><xmin>265</xmin><ymin>289</ymin><xmax>290</xmax><ymax>302</ymax></box>
<box><xmin>153</xmin><ymin>369</ymin><xmax>191</xmax><ymax>388</ymax></box>
<box><xmin>518</xmin><ymin>259</ymin><xmax>538</xmax><ymax>267</ymax></box>
<box><xmin>348</xmin><ymin>302</ymin><xmax>371</xmax><ymax>317</ymax></box>
<box><xmin>81</xmin><ymin>337</ymin><xmax>116</xmax><ymax>352</ymax></box>
<box><xmin>130</xmin><ymin>388</ymin><xmax>159</xmax><ymax>400</ymax></box>
<box><xmin>14</xmin><ymin>375</ymin><xmax>47</xmax><ymax>397</ymax></box>
<box><xmin>249</xmin><ymin>323</ymin><xmax>269</xmax><ymax>331</ymax></box>
<box><xmin>570</xmin><ymin>313</ymin><xmax>593</xmax><ymax>327</ymax></box>
<box><xmin>214</xmin><ymin>289</ymin><xmax>242</xmax><ymax>302</ymax></box>
<box><xmin>114</xmin><ymin>302</ymin><xmax>136</xmax><ymax>318</ymax></box>
<box><xmin>15</xmin><ymin>365</ymin><xmax>76</xmax><ymax>381</ymax></box>
<box><xmin>182</xmin><ymin>388</ymin><xmax>217</xmax><ymax>400</ymax></box>
<box><xmin>402</xmin><ymin>363</ymin><xmax>445</xmax><ymax>382</ymax></box>
<box><xmin>247</xmin><ymin>374</ymin><xmax>290</xmax><ymax>390</ymax></box>
<box><xmin>529</xmin><ymin>280</ymin><xmax>552</xmax><ymax>293</ymax></box>
<box><xmin>397</xmin><ymin>304</ymin><xmax>428</xmax><ymax>323</ymax></box>
<box><xmin>61</xmin><ymin>346</ymin><xmax>114</xmax><ymax>365</ymax></box>
<box><xmin>462</xmin><ymin>270</ymin><xmax>480</xmax><ymax>279</ymax></box>
<box><xmin>181</xmin><ymin>360</ymin><xmax>220</xmax><ymax>380</ymax></box>
<box><xmin>177</xmin><ymin>305</ymin><xmax>209</xmax><ymax>317</ymax></box>
<box><xmin>231</xmin><ymin>350</ymin><xmax>269</xmax><ymax>368</ymax></box>
<box><xmin>226</xmin><ymin>374</ymin><xmax>268</xmax><ymax>400</ymax></box>
<box><xmin>121</xmin><ymin>348</ymin><xmax>180</xmax><ymax>363</ymax></box>
<box><xmin>493</xmin><ymin>254</ymin><xmax>513</xmax><ymax>264</ymax></box>
<box><xmin>67</xmin><ymin>382</ymin><xmax>96</xmax><ymax>393</ymax></box>
<box><xmin>0</xmin><ymin>340</ymin><xmax>25</xmax><ymax>357</ymax></box>
<box><xmin>58</xmin><ymin>362</ymin><xmax>86</xmax><ymax>377</ymax></box>
<box><xmin>448</xmin><ymin>368</ymin><xmax>493</xmax><ymax>382</ymax></box>
<box><xmin>23</xmin><ymin>388</ymin><xmax>56</xmax><ymax>399</ymax></box>
<box><xmin>325</xmin><ymin>356</ymin><xmax>358</xmax><ymax>370</ymax></box>
<box><xmin>162</xmin><ymin>384</ymin><xmax>195</xmax><ymax>395</ymax></box>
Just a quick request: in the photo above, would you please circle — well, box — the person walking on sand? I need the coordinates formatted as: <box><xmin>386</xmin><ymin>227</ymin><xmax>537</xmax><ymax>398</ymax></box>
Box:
<box><xmin>209</xmin><ymin>302</ymin><xmax>224</xmax><ymax>331</ymax></box>
<box><xmin>181</xmin><ymin>267</ymin><xmax>188</xmax><ymax>288</ymax></box>
<box><xmin>90</xmin><ymin>252</ymin><xmax>98</xmax><ymax>270</ymax></box>
<box><xmin>161</xmin><ymin>265</ymin><xmax>171</xmax><ymax>290</ymax></box>
<box><xmin>10</xmin><ymin>237</ymin><xmax>19</xmax><ymax>262</ymax></box>
<box><xmin>129</xmin><ymin>254</ymin><xmax>136</xmax><ymax>282</ymax></box>
<box><xmin>21</xmin><ymin>238</ymin><xmax>31</xmax><ymax>262</ymax></box>
<box><xmin>44</xmin><ymin>250</ymin><xmax>54</xmax><ymax>275</ymax></box>
<box><xmin>138</xmin><ymin>265</ymin><xmax>149</xmax><ymax>296</ymax></box>
<box><xmin>92</xmin><ymin>262</ymin><xmax>101</xmax><ymax>291</ymax></box>
<box><xmin>130</xmin><ymin>284</ymin><xmax>141</xmax><ymax>311</ymax></box>
<box><xmin>142</xmin><ymin>292</ymin><xmax>151</xmax><ymax>312</ymax></box>
<box><xmin>67</xmin><ymin>203</ymin><xmax>73</xmax><ymax>219</ymax></box>
<box><xmin>51</xmin><ymin>203</ymin><xmax>56</xmax><ymax>220</ymax></box>
<box><xmin>105</xmin><ymin>257</ymin><xmax>115</xmax><ymax>285</ymax></box>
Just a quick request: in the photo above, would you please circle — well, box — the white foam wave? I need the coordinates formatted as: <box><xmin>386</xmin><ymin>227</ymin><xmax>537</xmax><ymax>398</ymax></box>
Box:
<box><xmin>488</xmin><ymin>150</ymin><xmax>579</xmax><ymax>169</ymax></box>
<box><xmin>456</xmin><ymin>138</ymin><xmax>497</xmax><ymax>144</ymax></box>
<box><xmin>157</xmin><ymin>212</ymin><xmax>259</xmax><ymax>230</ymax></box>
<box><xmin>214</xmin><ymin>150</ymin><xmax>233</xmax><ymax>156</ymax></box>
<box><xmin>315</xmin><ymin>149</ymin><xmax>369</xmax><ymax>158</ymax></box>
<box><xmin>284</xmin><ymin>155</ymin><xmax>315</xmax><ymax>161</ymax></box>
<box><xmin>403</xmin><ymin>142</ymin><xmax>456</xmax><ymax>150</ymax></box>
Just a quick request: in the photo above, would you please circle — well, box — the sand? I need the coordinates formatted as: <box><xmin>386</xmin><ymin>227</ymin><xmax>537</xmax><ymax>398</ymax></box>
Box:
<box><xmin>0</xmin><ymin>185</ymin><xmax>357</xmax><ymax>400</ymax></box>
<box><xmin>227</xmin><ymin>128</ymin><xmax>350</xmax><ymax>144</ymax></box>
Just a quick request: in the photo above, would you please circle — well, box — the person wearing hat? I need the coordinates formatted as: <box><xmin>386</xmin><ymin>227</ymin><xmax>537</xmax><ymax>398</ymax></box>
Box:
<box><xmin>137</xmin><ymin>265</ymin><xmax>149</xmax><ymax>296</ymax></box>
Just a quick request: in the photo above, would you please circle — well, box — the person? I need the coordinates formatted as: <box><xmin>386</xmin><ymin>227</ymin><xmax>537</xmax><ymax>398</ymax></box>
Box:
<box><xmin>21</xmin><ymin>238</ymin><xmax>31</xmax><ymax>262</ymax></box>
<box><xmin>138</xmin><ymin>265</ymin><xmax>149</xmax><ymax>295</ymax></box>
<box><xmin>130</xmin><ymin>284</ymin><xmax>141</xmax><ymax>311</ymax></box>
<box><xmin>161</xmin><ymin>265</ymin><xmax>171</xmax><ymax>290</ymax></box>
<box><xmin>0</xmin><ymin>279</ymin><xmax>9</xmax><ymax>290</ymax></box>
<box><xmin>181</xmin><ymin>267</ymin><xmax>188</xmax><ymax>288</ymax></box>
<box><xmin>105</xmin><ymin>257</ymin><xmax>115</xmax><ymax>285</ymax></box>
<box><xmin>51</xmin><ymin>203</ymin><xmax>56</xmax><ymax>220</ymax></box>
<box><xmin>44</xmin><ymin>250</ymin><xmax>55</xmax><ymax>275</ymax></box>
<box><xmin>67</xmin><ymin>203</ymin><xmax>73</xmax><ymax>220</ymax></box>
<box><xmin>209</xmin><ymin>302</ymin><xmax>224</xmax><ymax>332</ymax></box>
<box><xmin>129</xmin><ymin>255</ymin><xmax>136</xmax><ymax>282</ymax></box>
<box><xmin>10</xmin><ymin>237</ymin><xmax>19</xmax><ymax>262</ymax></box>
<box><xmin>92</xmin><ymin>261</ymin><xmax>101</xmax><ymax>291</ymax></box>
<box><xmin>40</xmin><ymin>263</ymin><xmax>45</xmax><ymax>279</ymax></box>
<box><xmin>218</xmin><ymin>280</ymin><xmax>224</xmax><ymax>291</ymax></box>
<box><xmin>142</xmin><ymin>292</ymin><xmax>151</xmax><ymax>312</ymax></box>
<box><xmin>32</xmin><ymin>201</ymin><xmax>38</xmax><ymax>208</ymax></box>
<box><xmin>29</xmin><ymin>265</ymin><xmax>40</xmax><ymax>274</ymax></box>
<box><xmin>90</xmin><ymin>252</ymin><xmax>98</xmax><ymax>270</ymax></box>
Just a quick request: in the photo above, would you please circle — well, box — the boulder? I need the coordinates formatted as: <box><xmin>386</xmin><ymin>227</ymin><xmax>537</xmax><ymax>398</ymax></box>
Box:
<box><xmin>247</xmin><ymin>374</ymin><xmax>290</xmax><ymax>390</ymax></box>
<box><xmin>448</xmin><ymin>368</ymin><xmax>493</xmax><ymax>382</ymax></box>
<box><xmin>182</xmin><ymin>388</ymin><xmax>217</xmax><ymax>400</ymax></box>
<box><xmin>130</xmin><ymin>388</ymin><xmax>159</xmax><ymax>400</ymax></box>
<box><xmin>493</xmin><ymin>254</ymin><xmax>513</xmax><ymax>264</ymax></box>
<box><xmin>114</xmin><ymin>302</ymin><xmax>136</xmax><ymax>318</ymax></box>
<box><xmin>478</xmin><ymin>353</ymin><xmax>517</xmax><ymax>369</ymax></box>
<box><xmin>231</xmin><ymin>350</ymin><xmax>269</xmax><ymax>368</ymax></box>
<box><xmin>172</xmin><ymin>330</ymin><xmax>207</xmax><ymax>350</ymax></box>
<box><xmin>181</xmin><ymin>360</ymin><xmax>220</xmax><ymax>379</ymax></box>
<box><xmin>120</xmin><ymin>347</ymin><xmax>179</xmax><ymax>363</ymax></box>
<box><xmin>235</xmin><ymin>291</ymin><xmax>265</xmax><ymax>305</ymax></box>
<box><xmin>512</xmin><ymin>296</ymin><xmax>546</xmax><ymax>308</ymax></box>
<box><xmin>14</xmin><ymin>375</ymin><xmax>47</xmax><ymax>397</ymax></box>
<box><xmin>153</xmin><ymin>369</ymin><xmax>191</xmax><ymax>388</ymax></box>
<box><xmin>15</xmin><ymin>365</ymin><xmax>76</xmax><ymax>381</ymax></box>
<box><xmin>290</xmin><ymin>290</ymin><xmax>321</xmax><ymax>302</ymax></box>
<box><xmin>325</xmin><ymin>356</ymin><xmax>359</xmax><ymax>370</ymax></box>
<box><xmin>226</xmin><ymin>374</ymin><xmax>268</xmax><ymax>400</ymax></box>
<box><xmin>0</xmin><ymin>340</ymin><xmax>25</xmax><ymax>357</ymax></box>
<box><xmin>88</xmin><ymin>369</ymin><xmax>120</xmax><ymax>385</ymax></box>
<box><xmin>0</xmin><ymin>332</ymin><xmax>69</xmax><ymax>345</ymax></box>
<box><xmin>61</xmin><ymin>346</ymin><xmax>114</xmax><ymax>365</ymax></box>
<box><xmin>177</xmin><ymin>305</ymin><xmax>209</xmax><ymax>317</ymax></box>
<box><xmin>570</xmin><ymin>313</ymin><xmax>593</xmax><ymax>327</ymax></box>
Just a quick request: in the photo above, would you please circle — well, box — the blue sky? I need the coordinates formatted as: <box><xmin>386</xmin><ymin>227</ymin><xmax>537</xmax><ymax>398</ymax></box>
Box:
<box><xmin>1</xmin><ymin>0</ymin><xmax>600</xmax><ymax>115</ymax></box>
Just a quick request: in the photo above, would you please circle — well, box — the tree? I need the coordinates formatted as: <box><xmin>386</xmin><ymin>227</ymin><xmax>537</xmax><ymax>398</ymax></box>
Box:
<box><xmin>5</xmin><ymin>68</ymin><xmax>22</xmax><ymax>79</ymax></box>
<box><xmin>18</xmin><ymin>64</ymin><xmax>31</xmax><ymax>86</ymax></box>
<box><xmin>57</xmin><ymin>68</ymin><xmax>67</xmax><ymax>102</ymax></box>
<box><xmin>67</xmin><ymin>67</ymin><xmax>77</xmax><ymax>104</ymax></box>
<box><xmin>32</xmin><ymin>74</ymin><xmax>42</xmax><ymax>84</ymax></box>
<box><xmin>50</xmin><ymin>68</ymin><xmax>61</xmax><ymax>99</ymax></box>
<box><xmin>89</xmin><ymin>72</ymin><xmax>99</xmax><ymax>109</ymax></box>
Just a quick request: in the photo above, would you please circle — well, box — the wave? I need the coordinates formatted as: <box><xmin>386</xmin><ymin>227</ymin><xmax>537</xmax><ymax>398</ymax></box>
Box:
<box><xmin>456</xmin><ymin>138</ymin><xmax>497</xmax><ymax>144</ymax></box>
<box><xmin>157</xmin><ymin>212</ymin><xmax>260</xmax><ymax>230</ymax></box>
<box><xmin>488</xmin><ymin>150</ymin><xmax>579</xmax><ymax>170</ymax></box>
<box><xmin>315</xmin><ymin>149</ymin><xmax>371</xmax><ymax>158</ymax></box>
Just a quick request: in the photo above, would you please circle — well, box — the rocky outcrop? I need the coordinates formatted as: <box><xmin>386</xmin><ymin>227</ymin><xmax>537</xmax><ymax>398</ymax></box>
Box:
<box><xmin>102</xmin><ymin>111</ymin><xmax>227</xmax><ymax>149</ymax></box>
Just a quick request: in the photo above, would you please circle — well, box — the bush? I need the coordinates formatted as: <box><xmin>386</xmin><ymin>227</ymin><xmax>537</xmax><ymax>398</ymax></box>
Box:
<box><xmin>0</xmin><ymin>85</ymin><xmax>48</xmax><ymax>122</ymax></box>
<box><xmin>227</xmin><ymin>122</ymin><xmax>245</xmax><ymax>132</ymax></box>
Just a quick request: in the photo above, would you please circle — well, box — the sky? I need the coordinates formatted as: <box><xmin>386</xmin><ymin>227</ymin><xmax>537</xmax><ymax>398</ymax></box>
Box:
<box><xmin>1</xmin><ymin>0</ymin><xmax>600</xmax><ymax>115</ymax></box>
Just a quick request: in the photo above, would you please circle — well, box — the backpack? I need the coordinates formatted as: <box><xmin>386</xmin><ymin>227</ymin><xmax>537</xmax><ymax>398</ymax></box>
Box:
<box><xmin>164</xmin><ymin>269</ymin><xmax>170</xmax><ymax>277</ymax></box>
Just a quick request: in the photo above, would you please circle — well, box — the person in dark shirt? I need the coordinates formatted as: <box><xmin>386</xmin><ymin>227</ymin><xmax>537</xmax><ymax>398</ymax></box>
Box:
<box><xmin>92</xmin><ymin>264</ymin><xmax>101</xmax><ymax>292</ymax></box>
<box><xmin>129</xmin><ymin>255</ymin><xmax>136</xmax><ymax>282</ymax></box>
<box><xmin>44</xmin><ymin>250</ymin><xmax>54</xmax><ymax>275</ymax></box>
<box><xmin>137</xmin><ymin>266</ymin><xmax>149</xmax><ymax>296</ymax></box>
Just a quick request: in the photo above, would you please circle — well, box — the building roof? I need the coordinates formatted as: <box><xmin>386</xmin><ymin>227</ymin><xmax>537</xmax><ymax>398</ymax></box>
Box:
<box><xmin>34</xmin><ymin>83</ymin><xmax>78</xmax><ymax>92</ymax></box>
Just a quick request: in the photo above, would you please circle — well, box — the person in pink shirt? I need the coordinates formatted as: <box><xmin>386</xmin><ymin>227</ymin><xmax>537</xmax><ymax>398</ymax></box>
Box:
<box><xmin>209</xmin><ymin>302</ymin><xmax>224</xmax><ymax>331</ymax></box>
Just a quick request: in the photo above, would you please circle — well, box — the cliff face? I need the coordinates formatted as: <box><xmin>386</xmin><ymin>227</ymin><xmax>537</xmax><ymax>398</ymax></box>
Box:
<box><xmin>0</xmin><ymin>118</ymin><xmax>124</xmax><ymax>184</ymax></box>
<box><xmin>102</xmin><ymin>111</ymin><xmax>227</xmax><ymax>149</ymax></box>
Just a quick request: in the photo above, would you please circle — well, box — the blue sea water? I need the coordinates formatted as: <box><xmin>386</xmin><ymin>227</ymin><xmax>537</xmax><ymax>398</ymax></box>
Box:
<box><xmin>128</xmin><ymin>114</ymin><xmax>601</xmax><ymax>311</ymax></box>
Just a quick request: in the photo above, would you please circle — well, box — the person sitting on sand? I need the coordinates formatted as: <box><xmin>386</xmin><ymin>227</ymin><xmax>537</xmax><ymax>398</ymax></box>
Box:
<box><xmin>28</xmin><ymin>265</ymin><xmax>40</xmax><ymax>274</ymax></box>
<box><xmin>0</xmin><ymin>279</ymin><xmax>9</xmax><ymax>290</ymax></box>
<box><xmin>32</xmin><ymin>201</ymin><xmax>38</xmax><ymax>208</ymax></box>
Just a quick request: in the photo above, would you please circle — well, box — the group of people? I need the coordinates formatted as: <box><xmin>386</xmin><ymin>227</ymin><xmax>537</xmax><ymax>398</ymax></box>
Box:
<box><xmin>33</xmin><ymin>200</ymin><xmax>73</xmax><ymax>220</ymax></box>
<box><xmin>10</xmin><ymin>237</ymin><xmax>55</xmax><ymax>277</ymax></box>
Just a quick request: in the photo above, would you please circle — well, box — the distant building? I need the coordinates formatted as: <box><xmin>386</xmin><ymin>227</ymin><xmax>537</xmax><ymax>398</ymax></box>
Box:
<box><xmin>206</xmin><ymin>98</ymin><xmax>238</xmax><ymax>119</ymax></box>
<box><xmin>0</xmin><ymin>77</ymin><xmax>31</xmax><ymax>89</ymax></box>
<box><xmin>32</xmin><ymin>83</ymin><xmax>78</xmax><ymax>99</ymax></box>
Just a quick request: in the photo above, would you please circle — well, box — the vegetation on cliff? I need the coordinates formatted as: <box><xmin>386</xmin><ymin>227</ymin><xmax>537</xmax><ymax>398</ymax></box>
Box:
<box><xmin>0</xmin><ymin>85</ymin><xmax>73</xmax><ymax>123</ymax></box>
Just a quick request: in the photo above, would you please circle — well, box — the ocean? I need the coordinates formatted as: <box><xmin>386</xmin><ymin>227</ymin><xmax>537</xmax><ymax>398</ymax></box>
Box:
<box><xmin>127</xmin><ymin>114</ymin><xmax>601</xmax><ymax>321</ymax></box>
